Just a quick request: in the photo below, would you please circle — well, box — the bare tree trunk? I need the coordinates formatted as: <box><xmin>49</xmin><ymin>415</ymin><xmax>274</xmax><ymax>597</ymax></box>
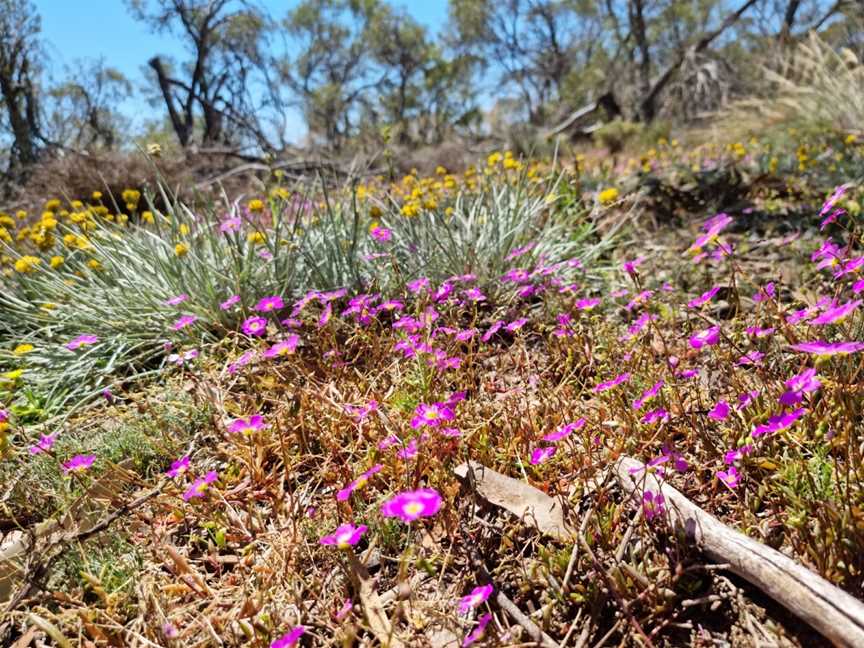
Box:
<box><xmin>149</xmin><ymin>56</ymin><xmax>193</xmax><ymax>147</ymax></box>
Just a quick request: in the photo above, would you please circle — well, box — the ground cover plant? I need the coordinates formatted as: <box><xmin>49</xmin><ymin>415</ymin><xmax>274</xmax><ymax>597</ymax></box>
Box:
<box><xmin>1</xmin><ymin>136</ymin><xmax>864</xmax><ymax>647</ymax></box>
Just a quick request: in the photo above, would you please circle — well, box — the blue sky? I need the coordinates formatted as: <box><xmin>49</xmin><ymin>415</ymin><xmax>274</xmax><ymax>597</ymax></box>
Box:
<box><xmin>36</xmin><ymin>0</ymin><xmax>451</xmax><ymax>140</ymax></box>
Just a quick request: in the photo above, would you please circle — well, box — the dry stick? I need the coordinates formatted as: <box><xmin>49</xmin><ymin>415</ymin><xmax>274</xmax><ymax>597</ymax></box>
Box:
<box><xmin>495</xmin><ymin>590</ymin><xmax>560</xmax><ymax>648</ymax></box>
<box><xmin>615</xmin><ymin>456</ymin><xmax>864</xmax><ymax>648</ymax></box>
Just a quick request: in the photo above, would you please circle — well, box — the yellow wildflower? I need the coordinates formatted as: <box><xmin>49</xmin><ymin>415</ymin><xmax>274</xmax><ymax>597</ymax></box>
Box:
<box><xmin>50</xmin><ymin>256</ymin><xmax>64</xmax><ymax>268</ymax></box>
<box><xmin>13</xmin><ymin>343</ymin><xmax>34</xmax><ymax>355</ymax></box>
<box><xmin>175</xmin><ymin>242</ymin><xmax>189</xmax><ymax>256</ymax></box>
<box><xmin>248</xmin><ymin>199</ymin><xmax>264</xmax><ymax>213</ymax></box>
<box><xmin>14</xmin><ymin>256</ymin><xmax>41</xmax><ymax>273</ymax></box>
<box><xmin>598</xmin><ymin>187</ymin><xmax>620</xmax><ymax>205</ymax></box>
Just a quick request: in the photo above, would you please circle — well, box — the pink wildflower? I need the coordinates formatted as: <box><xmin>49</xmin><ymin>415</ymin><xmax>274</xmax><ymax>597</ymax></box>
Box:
<box><xmin>790</xmin><ymin>340</ymin><xmax>864</xmax><ymax>356</ymax></box>
<box><xmin>530</xmin><ymin>446</ymin><xmax>556</xmax><ymax>465</ymax></box>
<box><xmin>593</xmin><ymin>372</ymin><xmax>631</xmax><ymax>393</ymax></box>
<box><xmin>780</xmin><ymin>368</ymin><xmax>821</xmax><ymax>406</ymax></box>
<box><xmin>717</xmin><ymin>466</ymin><xmax>740</xmax><ymax>490</ymax></box>
<box><xmin>270</xmin><ymin>626</ymin><xmax>305</xmax><ymax>648</ymax></box>
<box><xmin>263</xmin><ymin>335</ymin><xmax>299</xmax><ymax>358</ymax></box>
<box><xmin>65</xmin><ymin>334</ymin><xmax>99</xmax><ymax>350</ymax></box>
<box><xmin>220</xmin><ymin>294</ymin><xmax>241</xmax><ymax>310</ymax></box>
<box><xmin>543</xmin><ymin>418</ymin><xmax>586</xmax><ymax>442</ymax></box>
<box><xmin>643</xmin><ymin>491</ymin><xmax>665</xmax><ymax>520</ymax></box>
<box><xmin>411</xmin><ymin>402</ymin><xmax>455</xmax><ymax>429</ymax></box>
<box><xmin>63</xmin><ymin>454</ymin><xmax>96</xmax><ymax>473</ymax></box>
<box><xmin>810</xmin><ymin>299</ymin><xmax>861</xmax><ymax>325</ymax></box>
<box><xmin>166</xmin><ymin>455</ymin><xmax>190</xmax><ymax>478</ymax></box>
<box><xmin>380</xmin><ymin>488</ymin><xmax>442</xmax><ymax>522</ymax></box>
<box><xmin>255</xmin><ymin>295</ymin><xmax>284</xmax><ymax>312</ymax></box>
<box><xmin>463</xmin><ymin>613</ymin><xmax>493</xmax><ymax>647</ymax></box>
<box><xmin>228</xmin><ymin>414</ymin><xmax>266</xmax><ymax>435</ymax></box>
<box><xmin>172</xmin><ymin>314</ymin><xmax>198</xmax><ymax>330</ymax></box>
<box><xmin>370</xmin><ymin>224</ymin><xmax>392</xmax><ymax>242</ymax></box>
<box><xmin>708</xmin><ymin>401</ymin><xmax>730</xmax><ymax>420</ymax></box>
<box><xmin>689</xmin><ymin>326</ymin><xmax>720</xmax><ymax>349</ymax></box>
<box><xmin>337</xmin><ymin>464</ymin><xmax>382</xmax><ymax>501</ymax></box>
<box><xmin>632</xmin><ymin>381</ymin><xmax>664</xmax><ymax>410</ymax></box>
<box><xmin>183</xmin><ymin>470</ymin><xmax>218</xmax><ymax>501</ymax></box>
<box><xmin>688</xmin><ymin>285</ymin><xmax>721</xmax><ymax>308</ymax></box>
<box><xmin>241</xmin><ymin>316</ymin><xmax>268</xmax><ymax>336</ymax></box>
<box><xmin>459</xmin><ymin>584</ymin><xmax>494</xmax><ymax>615</ymax></box>
<box><xmin>320</xmin><ymin>523</ymin><xmax>368</xmax><ymax>548</ymax></box>
<box><xmin>752</xmin><ymin>408</ymin><xmax>807</xmax><ymax>438</ymax></box>
<box><xmin>29</xmin><ymin>433</ymin><xmax>56</xmax><ymax>455</ymax></box>
<box><xmin>164</xmin><ymin>294</ymin><xmax>188</xmax><ymax>306</ymax></box>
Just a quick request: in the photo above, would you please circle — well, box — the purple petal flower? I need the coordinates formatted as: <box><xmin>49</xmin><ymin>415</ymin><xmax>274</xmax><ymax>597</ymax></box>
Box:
<box><xmin>183</xmin><ymin>470</ymin><xmax>218</xmax><ymax>501</ymax></box>
<box><xmin>689</xmin><ymin>326</ymin><xmax>720</xmax><ymax>349</ymax></box>
<box><xmin>593</xmin><ymin>372</ymin><xmax>631</xmax><ymax>393</ymax></box>
<box><xmin>717</xmin><ymin>466</ymin><xmax>740</xmax><ymax>490</ymax></box>
<box><xmin>228</xmin><ymin>414</ymin><xmax>266</xmax><ymax>435</ymax></box>
<box><xmin>29</xmin><ymin>433</ymin><xmax>56</xmax><ymax>455</ymax></box>
<box><xmin>688</xmin><ymin>285</ymin><xmax>722</xmax><ymax>308</ymax></box>
<box><xmin>790</xmin><ymin>340</ymin><xmax>864</xmax><ymax>356</ymax></box>
<box><xmin>337</xmin><ymin>464</ymin><xmax>382</xmax><ymax>501</ymax></box>
<box><xmin>164</xmin><ymin>293</ymin><xmax>189</xmax><ymax>306</ymax></box>
<box><xmin>463</xmin><ymin>613</ymin><xmax>493</xmax><ymax>647</ymax></box>
<box><xmin>543</xmin><ymin>418</ymin><xmax>586</xmax><ymax>442</ymax></box>
<box><xmin>166</xmin><ymin>455</ymin><xmax>190</xmax><ymax>478</ymax></box>
<box><xmin>172</xmin><ymin>314</ymin><xmax>198</xmax><ymax>331</ymax></box>
<box><xmin>708</xmin><ymin>401</ymin><xmax>730</xmax><ymax>420</ymax></box>
<box><xmin>255</xmin><ymin>295</ymin><xmax>284</xmax><ymax>312</ymax></box>
<box><xmin>530</xmin><ymin>446</ymin><xmax>557</xmax><ymax>465</ymax></box>
<box><xmin>632</xmin><ymin>380</ymin><xmax>664</xmax><ymax>410</ymax></box>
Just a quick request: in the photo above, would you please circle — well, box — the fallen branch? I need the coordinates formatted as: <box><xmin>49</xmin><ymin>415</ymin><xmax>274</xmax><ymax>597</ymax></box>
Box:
<box><xmin>495</xmin><ymin>590</ymin><xmax>560</xmax><ymax>648</ymax></box>
<box><xmin>614</xmin><ymin>456</ymin><xmax>864</xmax><ymax>647</ymax></box>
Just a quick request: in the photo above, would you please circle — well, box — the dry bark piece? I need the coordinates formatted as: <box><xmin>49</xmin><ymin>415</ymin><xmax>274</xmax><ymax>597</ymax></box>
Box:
<box><xmin>615</xmin><ymin>456</ymin><xmax>864</xmax><ymax>648</ymax></box>
<box><xmin>346</xmin><ymin>551</ymin><xmax>405</xmax><ymax>648</ymax></box>
<box><xmin>454</xmin><ymin>461</ymin><xmax>575</xmax><ymax>541</ymax></box>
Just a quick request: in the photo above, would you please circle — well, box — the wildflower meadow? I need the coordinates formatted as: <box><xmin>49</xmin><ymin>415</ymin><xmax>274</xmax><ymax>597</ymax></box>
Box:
<box><xmin>3</xmin><ymin>1</ymin><xmax>864</xmax><ymax>646</ymax></box>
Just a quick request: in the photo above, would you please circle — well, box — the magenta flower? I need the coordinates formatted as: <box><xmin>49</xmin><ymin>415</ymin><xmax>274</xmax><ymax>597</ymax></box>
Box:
<box><xmin>227</xmin><ymin>350</ymin><xmax>256</xmax><ymax>374</ymax></box>
<box><xmin>63</xmin><ymin>453</ymin><xmax>96</xmax><ymax>473</ymax></box>
<box><xmin>708</xmin><ymin>401</ymin><xmax>730</xmax><ymax>420</ymax></box>
<box><xmin>746</xmin><ymin>326</ymin><xmax>775</xmax><ymax>338</ymax></box>
<box><xmin>65</xmin><ymin>334</ymin><xmax>99</xmax><ymax>350</ymax></box>
<box><xmin>318</xmin><ymin>302</ymin><xmax>332</xmax><ymax>327</ymax></box>
<box><xmin>717</xmin><ymin>466</ymin><xmax>740</xmax><ymax>490</ymax></box>
<box><xmin>459</xmin><ymin>584</ymin><xmax>494</xmax><ymax>615</ymax></box>
<box><xmin>166</xmin><ymin>455</ymin><xmax>190</xmax><ymax>478</ymax></box>
<box><xmin>0</xmin><ymin>409</ymin><xmax>6</xmax><ymax>423</ymax></box>
<box><xmin>632</xmin><ymin>380</ymin><xmax>664</xmax><ymax>410</ymax></box>
<box><xmin>810</xmin><ymin>299</ymin><xmax>861</xmax><ymax>325</ymax></box>
<box><xmin>463</xmin><ymin>613</ymin><xmax>493</xmax><ymax>647</ymax></box>
<box><xmin>255</xmin><ymin>295</ymin><xmax>284</xmax><ymax>312</ymax></box>
<box><xmin>752</xmin><ymin>282</ymin><xmax>775</xmax><ymax>302</ymax></box>
<box><xmin>642</xmin><ymin>408</ymin><xmax>669</xmax><ymax>425</ymax></box>
<box><xmin>530</xmin><ymin>445</ymin><xmax>556</xmax><ymax>465</ymax></box>
<box><xmin>481</xmin><ymin>320</ymin><xmax>504</xmax><ymax>342</ymax></box>
<box><xmin>220</xmin><ymin>217</ymin><xmax>242</xmax><ymax>233</ymax></box>
<box><xmin>380</xmin><ymin>488</ymin><xmax>442</xmax><ymax>523</ymax></box>
<box><xmin>790</xmin><ymin>340</ymin><xmax>864</xmax><ymax>356</ymax></box>
<box><xmin>643</xmin><ymin>491</ymin><xmax>665</xmax><ymax>520</ymax></box>
<box><xmin>410</xmin><ymin>402</ymin><xmax>454</xmax><ymax>429</ymax></box>
<box><xmin>737</xmin><ymin>390</ymin><xmax>760</xmax><ymax>410</ymax></box>
<box><xmin>737</xmin><ymin>350</ymin><xmax>764</xmax><ymax>366</ymax></box>
<box><xmin>345</xmin><ymin>400</ymin><xmax>378</xmax><ymax>423</ymax></box>
<box><xmin>263</xmin><ymin>335</ymin><xmax>299</xmax><ymax>358</ymax></box>
<box><xmin>370</xmin><ymin>224</ymin><xmax>392</xmax><ymax>242</ymax></box>
<box><xmin>593</xmin><ymin>372</ymin><xmax>631</xmax><ymax>393</ymax></box>
<box><xmin>688</xmin><ymin>285</ymin><xmax>722</xmax><ymax>308</ymax></box>
<box><xmin>853</xmin><ymin>279</ymin><xmax>864</xmax><ymax>294</ymax></box>
<box><xmin>228</xmin><ymin>414</ymin><xmax>266</xmax><ymax>435</ymax></box>
<box><xmin>506</xmin><ymin>317</ymin><xmax>528</xmax><ymax>332</ymax></box>
<box><xmin>337</xmin><ymin>464</ymin><xmax>383</xmax><ymax>501</ymax></box>
<box><xmin>182</xmin><ymin>470</ymin><xmax>218</xmax><ymax>501</ymax></box>
<box><xmin>780</xmin><ymin>368</ymin><xmax>821</xmax><ymax>406</ymax></box>
<box><xmin>320</xmin><ymin>523</ymin><xmax>368</xmax><ymax>548</ymax></box>
<box><xmin>172</xmin><ymin>314</ymin><xmax>198</xmax><ymax>330</ymax></box>
<box><xmin>724</xmin><ymin>444</ymin><xmax>753</xmax><ymax>464</ymax></box>
<box><xmin>463</xmin><ymin>287</ymin><xmax>486</xmax><ymax>302</ymax></box>
<box><xmin>543</xmin><ymin>418</ymin><xmax>586</xmax><ymax>442</ymax></box>
<box><xmin>623</xmin><ymin>256</ymin><xmax>645</xmax><ymax>275</ymax></box>
<box><xmin>576</xmin><ymin>297</ymin><xmax>601</xmax><ymax>311</ymax></box>
<box><xmin>165</xmin><ymin>293</ymin><xmax>188</xmax><ymax>306</ymax></box>
<box><xmin>335</xmin><ymin>598</ymin><xmax>353</xmax><ymax>620</ymax></box>
<box><xmin>407</xmin><ymin>277</ymin><xmax>430</xmax><ymax>293</ymax></box>
<box><xmin>689</xmin><ymin>326</ymin><xmax>720</xmax><ymax>349</ymax></box>
<box><xmin>29</xmin><ymin>433</ymin><xmax>56</xmax><ymax>455</ymax></box>
<box><xmin>168</xmin><ymin>349</ymin><xmax>199</xmax><ymax>365</ymax></box>
<box><xmin>440</xmin><ymin>427</ymin><xmax>462</xmax><ymax>437</ymax></box>
<box><xmin>220</xmin><ymin>294</ymin><xmax>241</xmax><ymax>310</ymax></box>
<box><xmin>242</xmin><ymin>316</ymin><xmax>268</xmax><ymax>336</ymax></box>
<box><xmin>397</xmin><ymin>437</ymin><xmax>422</xmax><ymax>460</ymax></box>
<box><xmin>270</xmin><ymin>626</ymin><xmax>305</xmax><ymax>648</ymax></box>
<box><xmin>752</xmin><ymin>408</ymin><xmax>807</xmax><ymax>438</ymax></box>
